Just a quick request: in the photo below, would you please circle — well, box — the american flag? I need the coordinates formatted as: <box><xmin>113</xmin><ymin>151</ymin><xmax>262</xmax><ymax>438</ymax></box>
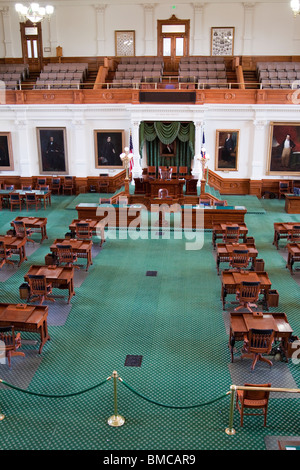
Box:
<box><xmin>129</xmin><ymin>130</ymin><xmax>134</xmax><ymax>173</ymax></box>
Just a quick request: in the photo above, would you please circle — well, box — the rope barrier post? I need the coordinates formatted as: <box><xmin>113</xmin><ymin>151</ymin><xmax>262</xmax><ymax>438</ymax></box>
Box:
<box><xmin>0</xmin><ymin>380</ymin><xmax>4</xmax><ymax>421</ymax></box>
<box><xmin>107</xmin><ymin>371</ymin><xmax>125</xmax><ymax>427</ymax></box>
<box><xmin>225</xmin><ymin>384</ymin><xmax>236</xmax><ymax>435</ymax></box>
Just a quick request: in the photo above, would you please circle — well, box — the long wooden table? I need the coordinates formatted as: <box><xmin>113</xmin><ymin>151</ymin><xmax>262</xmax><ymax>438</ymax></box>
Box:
<box><xmin>229</xmin><ymin>311</ymin><xmax>293</xmax><ymax>362</ymax></box>
<box><xmin>76</xmin><ymin>203</ymin><xmax>143</xmax><ymax>227</ymax></box>
<box><xmin>0</xmin><ymin>302</ymin><xmax>49</xmax><ymax>354</ymax></box>
<box><xmin>24</xmin><ymin>265</ymin><xmax>75</xmax><ymax>304</ymax></box>
<box><xmin>11</xmin><ymin>216</ymin><xmax>48</xmax><ymax>243</ymax></box>
<box><xmin>50</xmin><ymin>238</ymin><xmax>93</xmax><ymax>271</ymax></box>
<box><xmin>216</xmin><ymin>242</ymin><xmax>258</xmax><ymax>274</ymax></box>
<box><xmin>286</xmin><ymin>243</ymin><xmax>300</xmax><ymax>274</ymax></box>
<box><xmin>212</xmin><ymin>222</ymin><xmax>248</xmax><ymax>248</ymax></box>
<box><xmin>69</xmin><ymin>218</ymin><xmax>105</xmax><ymax>245</ymax></box>
<box><xmin>221</xmin><ymin>270</ymin><xmax>272</xmax><ymax>310</ymax></box>
<box><xmin>182</xmin><ymin>206</ymin><xmax>247</xmax><ymax>230</ymax></box>
<box><xmin>0</xmin><ymin>189</ymin><xmax>51</xmax><ymax>210</ymax></box>
<box><xmin>0</xmin><ymin>234</ymin><xmax>27</xmax><ymax>266</ymax></box>
<box><xmin>273</xmin><ymin>222</ymin><xmax>300</xmax><ymax>249</ymax></box>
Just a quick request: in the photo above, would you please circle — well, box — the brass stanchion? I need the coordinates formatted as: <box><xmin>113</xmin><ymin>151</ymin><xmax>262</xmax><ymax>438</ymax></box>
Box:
<box><xmin>225</xmin><ymin>384</ymin><xmax>236</xmax><ymax>435</ymax></box>
<box><xmin>0</xmin><ymin>379</ymin><xmax>4</xmax><ymax>421</ymax></box>
<box><xmin>107</xmin><ymin>371</ymin><xmax>125</xmax><ymax>427</ymax></box>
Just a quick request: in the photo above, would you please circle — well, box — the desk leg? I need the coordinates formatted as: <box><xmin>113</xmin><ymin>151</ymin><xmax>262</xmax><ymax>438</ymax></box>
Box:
<box><xmin>38</xmin><ymin>321</ymin><xmax>50</xmax><ymax>354</ymax></box>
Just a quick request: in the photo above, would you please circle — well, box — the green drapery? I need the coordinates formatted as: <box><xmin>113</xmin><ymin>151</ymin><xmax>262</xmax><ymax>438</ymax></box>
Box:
<box><xmin>139</xmin><ymin>121</ymin><xmax>195</xmax><ymax>169</ymax></box>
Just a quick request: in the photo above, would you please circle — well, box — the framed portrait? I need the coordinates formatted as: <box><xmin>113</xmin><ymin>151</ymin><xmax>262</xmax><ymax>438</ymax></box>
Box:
<box><xmin>94</xmin><ymin>130</ymin><xmax>124</xmax><ymax>168</ymax></box>
<box><xmin>215</xmin><ymin>130</ymin><xmax>239</xmax><ymax>171</ymax></box>
<box><xmin>115</xmin><ymin>30</ymin><xmax>135</xmax><ymax>57</ymax></box>
<box><xmin>0</xmin><ymin>132</ymin><xmax>14</xmax><ymax>170</ymax></box>
<box><xmin>160</xmin><ymin>140</ymin><xmax>176</xmax><ymax>157</ymax></box>
<box><xmin>267</xmin><ymin>122</ymin><xmax>300</xmax><ymax>175</ymax></box>
<box><xmin>37</xmin><ymin>127</ymin><xmax>68</xmax><ymax>174</ymax></box>
<box><xmin>211</xmin><ymin>27</ymin><xmax>234</xmax><ymax>56</ymax></box>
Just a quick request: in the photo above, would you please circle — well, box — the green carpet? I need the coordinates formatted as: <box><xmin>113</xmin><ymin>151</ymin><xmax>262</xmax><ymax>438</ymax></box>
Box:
<box><xmin>0</xmin><ymin>194</ymin><xmax>299</xmax><ymax>451</ymax></box>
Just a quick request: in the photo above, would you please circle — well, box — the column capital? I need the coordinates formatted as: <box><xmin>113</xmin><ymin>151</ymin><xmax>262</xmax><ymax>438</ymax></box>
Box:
<box><xmin>253</xmin><ymin>119</ymin><xmax>268</xmax><ymax>130</ymax></box>
<box><xmin>144</xmin><ymin>4</ymin><xmax>155</xmax><ymax>12</ymax></box>
<box><xmin>94</xmin><ymin>4</ymin><xmax>106</xmax><ymax>13</ymax></box>
<box><xmin>193</xmin><ymin>3</ymin><xmax>205</xmax><ymax>13</ymax></box>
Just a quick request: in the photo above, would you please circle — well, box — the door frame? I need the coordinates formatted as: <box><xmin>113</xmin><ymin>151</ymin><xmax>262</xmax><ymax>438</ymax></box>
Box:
<box><xmin>157</xmin><ymin>15</ymin><xmax>190</xmax><ymax>72</ymax></box>
<box><xmin>19</xmin><ymin>20</ymin><xmax>43</xmax><ymax>72</ymax></box>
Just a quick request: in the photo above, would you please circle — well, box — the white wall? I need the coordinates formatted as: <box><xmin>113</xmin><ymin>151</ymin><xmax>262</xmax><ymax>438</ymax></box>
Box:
<box><xmin>0</xmin><ymin>102</ymin><xmax>299</xmax><ymax>181</ymax></box>
<box><xmin>0</xmin><ymin>0</ymin><xmax>300</xmax><ymax>58</ymax></box>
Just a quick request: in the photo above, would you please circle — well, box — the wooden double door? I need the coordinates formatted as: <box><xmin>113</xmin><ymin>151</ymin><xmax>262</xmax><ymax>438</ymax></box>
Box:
<box><xmin>157</xmin><ymin>16</ymin><xmax>190</xmax><ymax>74</ymax></box>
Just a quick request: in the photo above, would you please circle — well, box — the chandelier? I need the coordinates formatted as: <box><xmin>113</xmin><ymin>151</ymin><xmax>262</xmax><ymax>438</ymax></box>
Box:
<box><xmin>291</xmin><ymin>0</ymin><xmax>300</xmax><ymax>16</ymax></box>
<box><xmin>15</xmin><ymin>3</ymin><xmax>54</xmax><ymax>24</ymax></box>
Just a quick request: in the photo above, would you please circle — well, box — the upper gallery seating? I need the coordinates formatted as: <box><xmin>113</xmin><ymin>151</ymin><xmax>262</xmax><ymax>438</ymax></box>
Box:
<box><xmin>112</xmin><ymin>57</ymin><xmax>164</xmax><ymax>88</ymax></box>
<box><xmin>0</xmin><ymin>63</ymin><xmax>29</xmax><ymax>90</ymax></box>
<box><xmin>34</xmin><ymin>63</ymin><xmax>88</xmax><ymax>90</ymax></box>
<box><xmin>178</xmin><ymin>56</ymin><xmax>227</xmax><ymax>89</ymax></box>
<box><xmin>257</xmin><ymin>61</ymin><xmax>300</xmax><ymax>89</ymax></box>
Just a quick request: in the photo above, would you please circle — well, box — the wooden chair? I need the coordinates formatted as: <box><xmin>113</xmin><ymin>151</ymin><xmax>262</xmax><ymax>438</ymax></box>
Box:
<box><xmin>36</xmin><ymin>178</ymin><xmax>46</xmax><ymax>189</ymax></box>
<box><xmin>98</xmin><ymin>174</ymin><xmax>109</xmax><ymax>193</ymax></box>
<box><xmin>75</xmin><ymin>222</ymin><xmax>93</xmax><ymax>240</ymax></box>
<box><xmin>2</xmin><ymin>185</ymin><xmax>14</xmax><ymax>207</ymax></box>
<box><xmin>10</xmin><ymin>193</ymin><xmax>22</xmax><ymax>211</ymax></box>
<box><xmin>287</xmin><ymin>225</ymin><xmax>300</xmax><ymax>243</ymax></box>
<box><xmin>179</xmin><ymin>166</ymin><xmax>188</xmax><ymax>177</ymax></box>
<box><xmin>51</xmin><ymin>177</ymin><xmax>61</xmax><ymax>195</ymax></box>
<box><xmin>0</xmin><ymin>241</ymin><xmax>15</xmax><ymax>269</ymax></box>
<box><xmin>56</xmin><ymin>244</ymin><xmax>79</xmax><ymax>269</ymax></box>
<box><xmin>4</xmin><ymin>184</ymin><xmax>14</xmax><ymax>191</ymax></box>
<box><xmin>21</xmin><ymin>185</ymin><xmax>32</xmax><ymax>191</ymax></box>
<box><xmin>213</xmin><ymin>200</ymin><xmax>227</xmax><ymax>206</ymax></box>
<box><xmin>222</xmin><ymin>226</ymin><xmax>240</xmax><ymax>243</ymax></box>
<box><xmin>62</xmin><ymin>176</ymin><xmax>74</xmax><ymax>195</ymax></box>
<box><xmin>12</xmin><ymin>220</ymin><xmax>35</xmax><ymax>243</ymax></box>
<box><xmin>147</xmin><ymin>166</ymin><xmax>156</xmax><ymax>178</ymax></box>
<box><xmin>241</xmin><ymin>329</ymin><xmax>274</xmax><ymax>371</ymax></box>
<box><xmin>39</xmin><ymin>185</ymin><xmax>50</xmax><ymax>192</ymax></box>
<box><xmin>0</xmin><ymin>326</ymin><xmax>25</xmax><ymax>368</ymax></box>
<box><xmin>27</xmin><ymin>274</ymin><xmax>55</xmax><ymax>305</ymax></box>
<box><xmin>25</xmin><ymin>193</ymin><xmax>41</xmax><ymax>211</ymax></box>
<box><xmin>185</xmin><ymin>178</ymin><xmax>198</xmax><ymax>195</ymax></box>
<box><xmin>229</xmin><ymin>249</ymin><xmax>250</xmax><ymax>272</ymax></box>
<box><xmin>236</xmin><ymin>383</ymin><xmax>271</xmax><ymax>426</ymax></box>
<box><xmin>234</xmin><ymin>281</ymin><xmax>261</xmax><ymax>312</ymax></box>
<box><xmin>278</xmin><ymin>181</ymin><xmax>290</xmax><ymax>198</ymax></box>
<box><xmin>170</xmin><ymin>166</ymin><xmax>177</xmax><ymax>179</ymax></box>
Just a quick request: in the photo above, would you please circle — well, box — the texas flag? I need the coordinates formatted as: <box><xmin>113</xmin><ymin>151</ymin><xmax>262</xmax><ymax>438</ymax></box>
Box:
<box><xmin>129</xmin><ymin>130</ymin><xmax>134</xmax><ymax>174</ymax></box>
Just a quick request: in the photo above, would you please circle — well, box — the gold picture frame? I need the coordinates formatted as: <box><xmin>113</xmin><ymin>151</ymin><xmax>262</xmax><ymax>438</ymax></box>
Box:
<box><xmin>211</xmin><ymin>27</ymin><xmax>234</xmax><ymax>56</ymax></box>
<box><xmin>267</xmin><ymin>122</ymin><xmax>300</xmax><ymax>175</ymax></box>
<box><xmin>215</xmin><ymin>130</ymin><xmax>239</xmax><ymax>171</ymax></box>
<box><xmin>0</xmin><ymin>132</ymin><xmax>14</xmax><ymax>170</ymax></box>
<box><xmin>37</xmin><ymin>127</ymin><xmax>68</xmax><ymax>174</ymax></box>
<box><xmin>94</xmin><ymin>130</ymin><xmax>125</xmax><ymax>169</ymax></box>
<box><xmin>115</xmin><ymin>30</ymin><xmax>135</xmax><ymax>57</ymax></box>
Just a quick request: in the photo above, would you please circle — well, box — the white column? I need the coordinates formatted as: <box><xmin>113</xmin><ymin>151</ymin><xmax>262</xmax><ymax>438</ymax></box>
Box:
<box><xmin>192</xmin><ymin>121</ymin><xmax>203</xmax><ymax>178</ymax></box>
<box><xmin>250</xmin><ymin>119</ymin><xmax>268</xmax><ymax>180</ymax></box>
<box><xmin>243</xmin><ymin>3</ymin><xmax>255</xmax><ymax>56</ymax></box>
<box><xmin>193</xmin><ymin>3</ymin><xmax>205</xmax><ymax>56</ymax></box>
<box><xmin>70</xmin><ymin>116</ymin><xmax>88</xmax><ymax>176</ymax></box>
<box><xmin>95</xmin><ymin>5</ymin><xmax>106</xmax><ymax>57</ymax></box>
<box><xmin>49</xmin><ymin>11</ymin><xmax>59</xmax><ymax>55</ymax></box>
<box><xmin>14</xmin><ymin>116</ymin><xmax>33</xmax><ymax>176</ymax></box>
<box><xmin>131</xmin><ymin>121</ymin><xmax>143</xmax><ymax>179</ymax></box>
<box><xmin>292</xmin><ymin>14</ymin><xmax>300</xmax><ymax>54</ymax></box>
<box><xmin>144</xmin><ymin>4</ymin><xmax>155</xmax><ymax>56</ymax></box>
<box><xmin>1</xmin><ymin>7</ymin><xmax>14</xmax><ymax>57</ymax></box>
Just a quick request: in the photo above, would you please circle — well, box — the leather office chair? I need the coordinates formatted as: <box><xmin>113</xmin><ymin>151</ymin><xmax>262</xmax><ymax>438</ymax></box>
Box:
<box><xmin>25</xmin><ymin>193</ymin><xmax>41</xmax><ymax>211</ymax></box>
<box><xmin>0</xmin><ymin>326</ymin><xmax>25</xmax><ymax>368</ymax></box>
<box><xmin>27</xmin><ymin>274</ymin><xmax>55</xmax><ymax>305</ymax></box>
<box><xmin>278</xmin><ymin>181</ymin><xmax>290</xmax><ymax>198</ymax></box>
<box><xmin>234</xmin><ymin>281</ymin><xmax>261</xmax><ymax>312</ymax></box>
<box><xmin>222</xmin><ymin>226</ymin><xmax>240</xmax><ymax>244</ymax></box>
<box><xmin>241</xmin><ymin>329</ymin><xmax>274</xmax><ymax>371</ymax></box>
<box><xmin>229</xmin><ymin>249</ymin><xmax>250</xmax><ymax>272</ymax></box>
<box><xmin>51</xmin><ymin>177</ymin><xmax>61</xmax><ymax>195</ymax></box>
<box><xmin>98</xmin><ymin>174</ymin><xmax>109</xmax><ymax>193</ymax></box>
<box><xmin>62</xmin><ymin>176</ymin><xmax>74</xmax><ymax>195</ymax></box>
<box><xmin>12</xmin><ymin>220</ymin><xmax>35</xmax><ymax>244</ymax></box>
<box><xmin>10</xmin><ymin>193</ymin><xmax>22</xmax><ymax>211</ymax></box>
<box><xmin>0</xmin><ymin>241</ymin><xmax>15</xmax><ymax>269</ymax></box>
<box><xmin>236</xmin><ymin>383</ymin><xmax>271</xmax><ymax>426</ymax></box>
<box><xmin>75</xmin><ymin>222</ymin><xmax>93</xmax><ymax>240</ymax></box>
<box><xmin>56</xmin><ymin>244</ymin><xmax>79</xmax><ymax>269</ymax></box>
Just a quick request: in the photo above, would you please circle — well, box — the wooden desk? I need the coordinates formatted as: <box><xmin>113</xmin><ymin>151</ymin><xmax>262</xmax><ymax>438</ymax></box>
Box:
<box><xmin>0</xmin><ymin>189</ymin><xmax>51</xmax><ymax>210</ymax></box>
<box><xmin>0</xmin><ymin>234</ymin><xmax>27</xmax><ymax>266</ymax></box>
<box><xmin>181</xmin><ymin>207</ymin><xmax>247</xmax><ymax>231</ymax></box>
<box><xmin>278</xmin><ymin>439</ymin><xmax>300</xmax><ymax>450</ymax></box>
<box><xmin>11</xmin><ymin>216</ymin><xmax>48</xmax><ymax>243</ymax></box>
<box><xmin>286</xmin><ymin>243</ymin><xmax>300</xmax><ymax>274</ymax></box>
<box><xmin>50</xmin><ymin>238</ymin><xmax>93</xmax><ymax>271</ymax></box>
<box><xmin>147</xmin><ymin>178</ymin><xmax>185</xmax><ymax>199</ymax></box>
<box><xmin>285</xmin><ymin>194</ymin><xmax>300</xmax><ymax>213</ymax></box>
<box><xmin>221</xmin><ymin>270</ymin><xmax>272</xmax><ymax>310</ymax></box>
<box><xmin>273</xmin><ymin>222</ymin><xmax>297</xmax><ymax>249</ymax></box>
<box><xmin>212</xmin><ymin>223</ymin><xmax>248</xmax><ymax>248</ymax></box>
<box><xmin>69</xmin><ymin>218</ymin><xmax>105</xmax><ymax>245</ymax></box>
<box><xmin>75</xmin><ymin>204</ymin><xmax>143</xmax><ymax>227</ymax></box>
<box><xmin>216</xmin><ymin>242</ymin><xmax>258</xmax><ymax>274</ymax></box>
<box><xmin>0</xmin><ymin>303</ymin><xmax>49</xmax><ymax>354</ymax></box>
<box><xmin>24</xmin><ymin>265</ymin><xmax>75</xmax><ymax>304</ymax></box>
<box><xmin>229</xmin><ymin>311</ymin><xmax>293</xmax><ymax>362</ymax></box>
